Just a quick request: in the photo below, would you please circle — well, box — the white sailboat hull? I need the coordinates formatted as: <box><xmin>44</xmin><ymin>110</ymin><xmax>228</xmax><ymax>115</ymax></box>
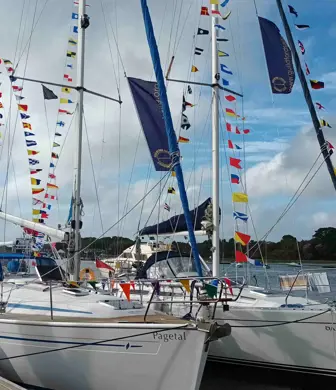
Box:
<box><xmin>0</xmin><ymin>319</ymin><xmax>208</xmax><ymax>390</ymax></box>
<box><xmin>209</xmin><ymin>307</ymin><xmax>336</xmax><ymax>376</ymax></box>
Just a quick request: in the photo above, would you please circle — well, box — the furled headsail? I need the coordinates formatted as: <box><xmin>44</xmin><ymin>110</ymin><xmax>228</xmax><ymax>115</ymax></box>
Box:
<box><xmin>139</xmin><ymin>198</ymin><xmax>220</xmax><ymax>236</ymax></box>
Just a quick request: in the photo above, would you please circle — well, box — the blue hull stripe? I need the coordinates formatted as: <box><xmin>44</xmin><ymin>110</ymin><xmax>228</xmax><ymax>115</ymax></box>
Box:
<box><xmin>7</xmin><ymin>303</ymin><xmax>92</xmax><ymax>315</ymax></box>
<box><xmin>0</xmin><ymin>334</ymin><xmax>142</xmax><ymax>349</ymax></box>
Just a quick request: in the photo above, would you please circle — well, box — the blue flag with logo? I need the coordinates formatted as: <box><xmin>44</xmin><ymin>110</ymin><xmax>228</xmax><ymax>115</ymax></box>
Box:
<box><xmin>128</xmin><ymin>77</ymin><xmax>171</xmax><ymax>171</ymax></box>
<box><xmin>258</xmin><ymin>17</ymin><xmax>295</xmax><ymax>94</ymax></box>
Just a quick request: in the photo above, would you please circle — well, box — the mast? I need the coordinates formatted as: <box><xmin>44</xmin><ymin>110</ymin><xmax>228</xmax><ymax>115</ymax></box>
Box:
<box><xmin>276</xmin><ymin>0</ymin><xmax>336</xmax><ymax>191</ymax></box>
<box><xmin>140</xmin><ymin>0</ymin><xmax>203</xmax><ymax>277</ymax></box>
<box><xmin>211</xmin><ymin>2</ymin><xmax>220</xmax><ymax>277</ymax></box>
<box><xmin>73</xmin><ymin>0</ymin><xmax>89</xmax><ymax>281</ymax></box>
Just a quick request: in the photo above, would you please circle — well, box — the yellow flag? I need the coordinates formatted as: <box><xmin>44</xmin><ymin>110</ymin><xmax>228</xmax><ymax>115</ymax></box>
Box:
<box><xmin>32</xmin><ymin>218</ymin><xmax>40</xmax><ymax>223</ymax></box>
<box><xmin>32</xmin><ymin>209</ymin><xmax>40</xmax><ymax>215</ymax></box>
<box><xmin>171</xmin><ymin>171</ymin><xmax>176</xmax><ymax>177</ymax></box>
<box><xmin>191</xmin><ymin>65</ymin><xmax>199</xmax><ymax>72</ymax></box>
<box><xmin>210</xmin><ymin>0</ymin><xmax>219</xmax><ymax>3</ymax></box>
<box><xmin>232</xmin><ymin>192</ymin><xmax>248</xmax><ymax>203</ymax></box>
<box><xmin>180</xmin><ymin>279</ymin><xmax>191</xmax><ymax>293</ymax></box>
<box><xmin>61</xmin><ymin>87</ymin><xmax>72</xmax><ymax>94</ymax></box>
<box><xmin>218</xmin><ymin>50</ymin><xmax>229</xmax><ymax>57</ymax></box>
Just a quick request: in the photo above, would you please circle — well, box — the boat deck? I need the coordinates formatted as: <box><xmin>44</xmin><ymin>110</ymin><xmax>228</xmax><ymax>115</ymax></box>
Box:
<box><xmin>0</xmin><ymin>376</ymin><xmax>25</xmax><ymax>389</ymax></box>
<box><xmin>0</xmin><ymin>312</ymin><xmax>188</xmax><ymax>324</ymax></box>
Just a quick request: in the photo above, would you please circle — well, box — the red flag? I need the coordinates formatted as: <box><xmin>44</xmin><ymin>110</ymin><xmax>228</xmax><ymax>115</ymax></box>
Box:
<box><xmin>243</xmin><ymin>129</ymin><xmax>250</xmax><ymax>134</ymax></box>
<box><xmin>223</xmin><ymin>277</ymin><xmax>233</xmax><ymax>295</ymax></box>
<box><xmin>120</xmin><ymin>283</ymin><xmax>131</xmax><ymax>301</ymax></box>
<box><xmin>230</xmin><ymin>157</ymin><xmax>242</xmax><ymax>169</ymax></box>
<box><xmin>49</xmin><ymin>173</ymin><xmax>56</xmax><ymax>179</ymax></box>
<box><xmin>225</xmin><ymin>108</ymin><xmax>237</xmax><ymax>117</ymax></box>
<box><xmin>327</xmin><ymin>141</ymin><xmax>334</xmax><ymax>150</ymax></box>
<box><xmin>236</xmin><ymin>250</ymin><xmax>247</xmax><ymax>263</ymax></box>
<box><xmin>225</xmin><ymin>95</ymin><xmax>236</xmax><ymax>102</ymax></box>
<box><xmin>95</xmin><ymin>258</ymin><xmax>114</xmax><ymax>271</ymax></box>
<box><xmin>226</xmin><ymin>123</ymin><xmax>232</xmax><ymax>132</ymax></box>
<box><xmin>130</xmin><ymin>281</ymin><xmax>135</xmax><ymax>290</ymax></box>
<box><xmin>201</xmin><ymin>6</ymin><xmax>209</xmax><ymax>15</ymax></box>
<box><xmin>228</xmin><ymin>140</ymin><xmax>234</xmax><ymax>149</ymax></box>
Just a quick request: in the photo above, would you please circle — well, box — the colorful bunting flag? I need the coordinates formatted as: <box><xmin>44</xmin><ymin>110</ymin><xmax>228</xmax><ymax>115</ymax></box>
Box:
<box><xmin>20</xmin><ymin>113</ymin><xmax>30</xmax><ymax>119</ymax></box>
<box><xmin>288</xmin><ymin>5</ymin><xmax>298</xmax><ymax>17</ymax></box>
<box><xmin>62</xmin><ymin>87</ymin><xmax>72</xmax><ymax>93</ymax></box>
<box><xmin>42</xmin><ymin>85</ymin><xmax>58</xmax><ymax>100</ymax></box>
<box><xmin>181</xmin><ymin>113</ymin><xmax>191</xmax><ymax>130</ymax></box>
<box><xmin>18</xmin><ymin>104</ymin><xmax>28</xmax><ymax>112</ymax></box>
<box><xmin>15</xmin><ymin>96</ymin><xmax>25</xmax><ymax>101</ymax></box>
<box><xmin>310</xmin><ymin>80</ymin><xmax>324</xmax><ymax>90</ymax></box>
<box><xmin>60</xmin><ymin>98</ymin><xmax>73</xmax><ymax>104</ymax></box>
<box><xmin>222</xmin><ymin>10</ymin><xmax>232</xmax><ymax>20</ymax></box>
<box><xmin>220</xmin><ymin>64</ymin><xmax>232</xmax><ymax>74</ymax></box>
<box><xmin>32</xmin><ymin>188</ymin><xmax>44</xmax><ymax>194</ymax></box>
<box><xmin>217</xmin><ymin>38</ymin><xmax>229</xmax><ymax>42</ymax></box>
<box><xmin>197</xmin><ymin>28</ymin><xmax>209</xmax><ymax>35</ymax></box>
<box><xmin>30</xmin><ymin>169</ymin><xmax>42</xmax><ymax>175</ymax></box>
<box><xmin>220</xmin><ymin>0</ymin><xmax>230</xmax><ymax>7</ymax></box>
<box><xmin>225</xmin><ymin>95</ymin><xmax>236</xmax><ymax>102</ymax></box>
<box><xmin>195</xmin><ymin>47</ymin><xmax>204</xmax><ymax>56</ymax></box>
<box><xmin>204</xmin><ymin>283</ymin><xmax>217</xmax><ymax>298</ymax></box>
<box><xmin>316</xmin><ymin>102</ymin><xmax>325</xmax><ymax>110</ymax></box>
<box><xmin>53</xmin><ymin>142</ymin><xmax>60</xmax><ymax>147</ymax></box>
<box><xmin>45</xmin><ymin>194</ymin><xmax>56</xmax><ymax>200</ymax></box>
<box><xmin>232</xmin><ymin>192</ymin><xmax>248</xmax><ymax>203</ymax></box>
<box><xmin>215</xmin><ymin>24</ymin><xmax>225</xmax><ymax>31</ymax></box>
<box><xmin>320</xmin><ymin>119</ymin><xmax>332</xmax><ymax>128</ymax></box>
<box><xmin>119</xmin><ymin>282</ymin><xmax>131</xmax><ymax>301</ymax></box>
<box><xmin>68</xmin><ymin>38</ymin><xmax>77</xmax><ymax>45</ymax></box>
<box><xmin>201</xmin><ymin>6</ymin><xmax>209</xmax><ymax>15</ymax></box>
<box><xmin>298</xmin><ymin>40</ymin><xmax>305</xmax><ymax>55</ymax></box>
<box><xmin>211</xmin><ymin>9</ymin><xmax>221</xmax><ymax>17</ymax></box>
<box><xmin>234</xmin><ymin>231</ymin><xmax>251</xmax><ymax>246</ymax></box>
<box><xmin>226</xmin><ymin>123</ymin><xmax>241</xmax><ymax>134</ymax></box>
<box><xmin>27</xmin><ymin>150</ymin><xmax>39</xmax><ymax>156</ymax></box>
<box><xmin>23</xmin><ymin>123</ymin><xmax>32</xmax><ymax>129</ymax></box>
<box><xmin>168</xmin><ymin>187</ymin><xmax>176</xmax><ymax>194</ymax></box>
<box><xmin>73</xmin><ymin>26</ymin><xmax>78</xmax><ymax>34</ymax></box>
<box><xmin>218</xmin><ymin>50</ymin><xmax>229</xmax><ymax>57</ymax></box>
<box><xmin>178</xmin><ymin>136</ymin><xmax>190</xmax><ymax>143</ymax></box>
<box><xmin>295</xmin><ymin>24</ymin><xmax>310</xmax><ymax>30</ymax></box>
<box><xmin>230</xmin><ymin>157</ymin><xmax>242</xmax><ymax>169</ymax></box>
<box><xmin>33</xmin><ymin>198</ymin><xmax>43</xmax><ymax>205</ymax></box>
<box><xmin>305</xmin><ymin>62</ymin><xmax>310</xmax><ymax>76</ymax></box>
<box><xmin>226</xmin><ymin>108</ymin><xmax>237</xmax><ymax>117</ymax></box>
<box><xmin>228</xmin><ymin>140</ymin><xmax>242</xmax><ymax>150</ymax></box>
<box><xmin>72</xmin><ymin>12</ymin><xmax>78</xmax><ymax>19</ymax></box>
<box><xmin>26</xmin><ymin>140</ymin><xmax>37</xmax><ymax>147</ymax></box>
<box><xmin>164</xmin><ymin>203</ymin><xmax>171</xmax><ymax>211</ymax></box>
<box><xmin>243</xmin><ymin>129</ymin><xmax>250</xmax><ymax>134</ymax></box>
<box><xmin>66</xmin><ymin>51</ymin><xmax>77</xmax><ymax>58</ymax></box>
<box><xmin>179</xmin><ymin>279</ymin><xmax>191</xmax><ymax>293</ymax></box>
<box><xmin>29</xmin><ymin>159</ymin><xmax>39</xmax><ymax>165</ymax></box>
<box><xmin>231</xmin><ymin>174</ymin><xmax>240</xmax><ymax>184</ymax></box>
<box><xmin>222</xmin><ymin>79</ymin><xmax>229</xmax><ymax>86</ymax></box>
<box><xmin>57</xmin><ymin>121</ymin><xmax>65</xmax><ymax>126</ymax></box>
<box><xmin>47</xmin><ymin>183</ymin><xmax>59</xmax><ymax>189</ymax></box>
<box><xmin>48</xmin><ymin>173</ymin><xmax>56</xmax><ymax>179</ymax></box>
<box><xmin>31</xmin><ymin>178</ymin><xmax>41</xmax><ymax>185</ymax></box>
<box><xmin>24</xmin><ymin>131</ymin><xmax>35</xmax><ymax>137</ymax></box>
<box><xmin>58</xmin><ymin>109</ymin><xmax>72</xmax><ymax>115</ymax></box>
<box><xmin>233</xmin><ymin>211</ymin><xmax>248</xmax><ymax>222</ymax></box>
<box><xmin>12</xmin><ymin>86</ymin><xmax>23</xmax><ymax>92</ymax></box>
<box><xmin>187</xmin><ymin>85</ymin><xmax>192</xmax><ymax>94</ymax></box>
<box><xmin>191</xmin><ymin>65</ymin><xmax>199</xmax><ymax>72</ymax></box>
<box><xmin>51</xmin><ymin>152</ymin><xmax>59</xmax><ymax>159</ymax></box>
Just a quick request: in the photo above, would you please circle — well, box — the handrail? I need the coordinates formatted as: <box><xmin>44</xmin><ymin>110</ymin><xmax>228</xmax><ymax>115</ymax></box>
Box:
<box><xmin>284</xmin><ymin>269</ymin><xmax>306</xmax><ymax>306</ymax></box>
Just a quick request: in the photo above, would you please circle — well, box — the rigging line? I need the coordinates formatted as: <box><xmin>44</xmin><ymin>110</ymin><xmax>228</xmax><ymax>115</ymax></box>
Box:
<box><xmin>0</xmin><ymin>325</ymin><xmax>188</xmax><ymax>362</ymax></box>
<box><xmin>83</xmin><ymin>112</ymin><xmax>104</xmax><ymax>234</ymax></box>
<box><xmin>1</xmin><ymin>171</ymin><xmax>172</xmax><ymax>295</ymax></box>
<box><xmin>99</xmin><ymin>0</ymin><xmax>121</xmax><ymax>95</ymax></box>
<box><xmin>164</xmin><ymin>0</ymin><xmax>178</xmax><ymax>74</ymax></box>
<box><xmin>43</xmin><ymin>99</ymin><xmax>53</xmax><ymax>157</ymax></box>
<box><xmin>136</xmin><ymin>160</ymin><xmax>153</xmax><ymax>234</ymax></box>
<box><xmin>230</xmin><ymin>308</ymin><xmax>331</xmax><ymax>329</ymax></box>
<box><xmin>116</xmin><ymin>102</ymin><xmax>121</xmax><ymax>254</ymax></box>
<box><xmin>14</xmin><ymin>0</ymin><xmax>51</xmax><ymax>71</ymax></box>
<box><xmin>91</xmin><ymin>99</ymin><xmax>107</xmax><ymax>236</ymax></box>
<box><xmin>11</xmin><ymin>159</ymin><xmax>22</xmax><ymax>218</ymax></box>
<box><xmin>174</xmin><ymin>0</ymin><xmax>195</xmax><ymax>55</ymax></box>
<box><xmin>171</xmin><ymin>0</ymin><xmax>184</xmax><ymax>55</ymax></box>
<box><xmin>0</xmin><ymin>0</ymin><xmax>39</xmax><ymax>210</ymax></box>
<box><xmin>12</xmin><ymin>0</ymin><xmax>27</xmax><ymax>67</ymax></box>
<box><xmin>248</xmin><ymin>152</ymin><xmax>325</xmax><ymax>256</ymax></box>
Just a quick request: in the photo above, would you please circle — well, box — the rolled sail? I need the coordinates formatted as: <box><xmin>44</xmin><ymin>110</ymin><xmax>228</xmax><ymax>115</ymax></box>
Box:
<box><xmin>139</xmin><ymin>198</ymin><xmax>218</xmax><ymax>235</ymax></box>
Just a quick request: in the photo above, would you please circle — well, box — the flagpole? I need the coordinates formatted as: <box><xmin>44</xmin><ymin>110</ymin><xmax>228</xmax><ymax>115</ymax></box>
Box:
<box><xmin>211</xmin><ymin>2</ymin><xmax>220</xmax><ymax>277</ymax></box>
<box><xmin>276</xmin><ymin>0</ymin><xmax>336</xmax><ymax>191</ymax></box>
<box><xmin>73</xmin><ymin>0</ymin><xmax>88</xmax><ymax>281</ymax></box>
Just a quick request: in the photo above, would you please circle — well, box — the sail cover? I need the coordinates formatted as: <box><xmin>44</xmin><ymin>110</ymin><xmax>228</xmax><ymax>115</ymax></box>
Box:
<box><xmin>128</xmin><ymin>77</ymin><xmax>171</xmax><ymax>171</ymax></box>
<box><xmin>139</xmin><ymin>198</ymin><xmax>216</xmax><ymax>235</ymax></box>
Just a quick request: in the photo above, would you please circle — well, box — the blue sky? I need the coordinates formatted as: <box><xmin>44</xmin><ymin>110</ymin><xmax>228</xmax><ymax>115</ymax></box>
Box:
<box><xmin>0</xmin><ymin>0</ymin><xmax>335</xmax><ymax>244</ymax></box>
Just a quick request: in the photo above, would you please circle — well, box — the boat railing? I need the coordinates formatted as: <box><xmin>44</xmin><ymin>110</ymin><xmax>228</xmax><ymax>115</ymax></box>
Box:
<box><xmin>142</xmin><ymin>276</ymin><xmax>246</xmax><ymax>322</ymax></box>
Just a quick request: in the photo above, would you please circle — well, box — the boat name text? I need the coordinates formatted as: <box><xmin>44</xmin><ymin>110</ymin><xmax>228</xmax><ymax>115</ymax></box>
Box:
<box><xmin>153</xmin><ymin>331</ymin><xmax>186</xmax><ymax>342</ymax></box>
